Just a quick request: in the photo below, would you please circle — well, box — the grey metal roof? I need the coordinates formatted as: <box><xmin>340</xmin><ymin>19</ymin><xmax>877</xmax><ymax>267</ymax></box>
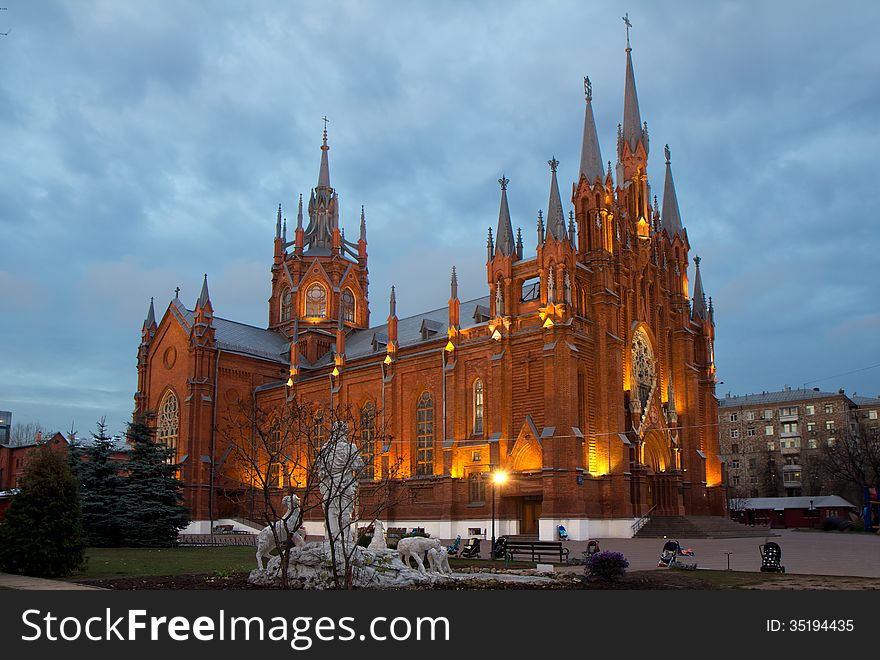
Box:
<box><xmin>579</xmin><ymin>81</ymin><xmax>604</xmax><ymax>183</ymax></box>
<box><xmin>312</xmin><ymin>295</ymin><xmax>492</xmax><ymax>367</ymax></box>
<box><xmin>851</xmin><ymin>395</ymin><xmax>880</xmax><ymax>407</ymax></box>
<box><xmin>170</xmin><ymin>301</ymin><xmax>288</xmax><ymax>363</ymax></box>
<box><xmin>213</xmin><ymin>317</ymin><xmax>289</xmax><ymax>363</ymax></box>
<box><xmin>731</xmin><ymin>495</ymin><xmax>855</xmax><ymax>511</ymax></box>
<box><xmin>719</xmin><ymin>388</ymin><xmax>846</xmax><ymax>408</ymax></box>
<box><xmin>661</xmin><ymin>148</ymin><xmax>684</xmax><ymax>236</ymax></box>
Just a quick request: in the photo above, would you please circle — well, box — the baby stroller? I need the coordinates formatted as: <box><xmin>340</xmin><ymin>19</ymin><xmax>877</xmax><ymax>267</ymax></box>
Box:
<box><xmin>558</xmin><ymin>525</ymin><xmax>570</xmax><ymax>541</ymax></box>
<box><xmin>759</xmin><ymin>542</ymin><xmax>785</xmax><ymax>573</ymax></box>
<box><xmin>658</xmin><ymin>539</ymin><xmax>696</xmax><ymax>569</ymax></box>
<box><xmin>459</xmin><ymin>537</ymin><xmax>482</xmax><ymax>559</ymax></box>
<box><xmin>492</xmin><ymin>536</ymin><xmax>508</xmax><ymax>559</ymax></box>
<box><xmin>446</xmin><ymin>535</ymin><xmax>462</xmax><ymax>557</ymax></box>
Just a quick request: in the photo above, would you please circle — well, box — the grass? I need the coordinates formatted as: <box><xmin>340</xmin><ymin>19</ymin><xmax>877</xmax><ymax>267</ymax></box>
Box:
<box><xmin>69</xmin><ymin>546</ymin><xmax>257</xmax><ymax>580</ymax></box>
<box><xmin>65</xmin><ymin>547</ymin><xmax>537</xmax><ymax>581</ymax></box>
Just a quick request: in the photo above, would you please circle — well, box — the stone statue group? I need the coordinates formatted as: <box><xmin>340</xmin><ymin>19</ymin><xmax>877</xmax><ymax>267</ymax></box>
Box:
<box><xmin>251</xmin><ymin>422</ymin><xmax>452</xmax><ymax>586</ymax></box>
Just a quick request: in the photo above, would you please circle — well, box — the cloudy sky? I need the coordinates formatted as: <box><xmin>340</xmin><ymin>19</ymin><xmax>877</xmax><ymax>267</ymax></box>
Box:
<box><xmin>1</xmin><ymin>1</ymin><xmax>878</xmax><ymax>437</ymax></box>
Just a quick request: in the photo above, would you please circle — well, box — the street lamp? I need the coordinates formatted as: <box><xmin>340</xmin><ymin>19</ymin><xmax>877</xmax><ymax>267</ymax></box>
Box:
<box><xmin>491</xmin><ymin>470</ymin><xmax>508</xmax><ymax>556</ymax></box>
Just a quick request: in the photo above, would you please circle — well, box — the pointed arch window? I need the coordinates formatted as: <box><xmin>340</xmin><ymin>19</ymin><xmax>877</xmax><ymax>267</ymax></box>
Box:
<box><xmin>360</xmin><ymin>402</ymin><xmax>376</xmax><ymax>479</ymax></box>
<box><xmin>305</xmin><ymin>283</ymin><xmax>327</xmax><ymax>318</ymax></box>
<box><xmin>472</xmin><ymin>378</ymin><xmax>484</xmax><ymax>436</ymax></box>
<box><xmin>280</xmin><ymin>287</ymin><xmax>293</xmax><ymax>322</ymax></box>
<box><xmin>416</xmin><ymin>392</ymin><xmax>434</xmax><ymax>476</ymax></box>
<box><xmin>158</xmin><ymin>390</ymin><xmax>179</xmax><ymax>460</ymax></box>
<box><xmin>342</xmin><ymin>289</ymin><xmax>355</xmax><ymax>323</ymax></box>
<box><xmin>313</xmin><ymin>409</ymin><xmax>325</xmax><ymax>444</ymax></box>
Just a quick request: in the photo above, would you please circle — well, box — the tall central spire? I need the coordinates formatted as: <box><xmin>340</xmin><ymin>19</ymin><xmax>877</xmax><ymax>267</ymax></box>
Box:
<box><xmin>621</xmin><ymin>16</ymin><xmax>648</xmax><ymax>156</ymax></box>
<box><xmin>318</xmin><ymin>117</ymin><xmax>331</xmax><ymax>189</ymax></box>
<box><xmin>579</xmin><ymin>76</ymin><xmax>604</xmax><ymax>184</ymax></box>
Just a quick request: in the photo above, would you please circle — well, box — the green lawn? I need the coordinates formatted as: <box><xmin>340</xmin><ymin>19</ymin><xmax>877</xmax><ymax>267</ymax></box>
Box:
<box><xmin>70</xmin><ymin>546</ymin><xmax>257</xmax><ymax>579</ymax></box>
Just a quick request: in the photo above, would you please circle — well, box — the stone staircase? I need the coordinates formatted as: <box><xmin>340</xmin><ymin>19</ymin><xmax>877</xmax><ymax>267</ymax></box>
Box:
<box><xmin>635</xmin><ymin>515</ymin><xmax>776</xmax><ymax>539</ymax></box>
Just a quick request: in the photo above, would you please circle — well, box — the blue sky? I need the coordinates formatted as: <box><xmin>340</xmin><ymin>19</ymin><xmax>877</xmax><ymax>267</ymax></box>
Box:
<box><xmin>1</xmin><ymin>1</ymin><xmax>878</xmax><ymax>437</ymax></box>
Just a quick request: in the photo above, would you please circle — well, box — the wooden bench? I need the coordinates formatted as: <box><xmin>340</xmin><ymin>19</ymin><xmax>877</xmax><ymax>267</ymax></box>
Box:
<box><xmin>503</xmin><ymin>539</ymin><xmax>569</xmax><ymax>563</ymax></box>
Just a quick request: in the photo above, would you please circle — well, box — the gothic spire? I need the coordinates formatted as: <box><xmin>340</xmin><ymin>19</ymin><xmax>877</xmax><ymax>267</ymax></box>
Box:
<box><xmin>197</xmin><ymin>273</ymin><xmax>211</xmax><ymax>311</ymax></box>
<box><xmin>486</xmin><ymin>227</ymin><xmax>494</xmax><ymax>262</ymax></box>
<box><xmin>389</xmin><ymin>285</ymin><xmax>397</xmax><ymax>317</ymax></box>
<box><xmin>450</xmin><ymin>265</ymin><xmax>458</xmax><ymax>300</ymax></box>
<box><xmin>276</xmin><ymin>204</ymin><xmax>282</xmax><ymax>239</ymax></box>
<box><xmin>360</xmin><ymin>205</ymin><xmax>367</xmax><ymax>242</ymax></box>
<box><xmin>568</xmin><ymin>210</ymin><xmax>576</xmax><ymax>246</ymax></box>
<box><xmin>495</xmin><ymin>175</ymin><xmax>515</xmax><ymax>257</ymax></box>
<box><xmin>621</xmin><ymin>16</ymin><xmax>648</xmax><ymax>156</ymax></box>
<box><xmin>579</xmin><ymin>76</ymin><xmax>604</xmax><ymax>184</ymax></box>
<box><xmin>691</xmin><ymin>256</ymin><xmax>708</xmax><ymax>321</ymax></box>
<box><xmin>545</xmin><ymin>157</ymin><xmax>567</xmax><ymax>241</ymax></box>
<box><xmin>318</xmin><ymin>119</ymin><xmax>331</xmax><ymax>189</ymax></box>
<box><xmin>661</xmin><ymin>144</ymin><xmax>684</xmax><ymax>236</ymax></box>
<box><xmin>515</xmin><ymin>227</ymin><xmax>523</xmax><ymax>260</ymax></box>
<box><xmin>296</xmin><ymin>193</ymin><xmax>303</xmax><ymax>230</ymax></box>
<box><xmin>537</xmin><ymin>209</ymin><xmax>544</xmax><ymax>245</ymax></box>
<box><xmin>143</xmin><ymin>297</ymin><xmax>156</xmax><ymax>330</ymax></box>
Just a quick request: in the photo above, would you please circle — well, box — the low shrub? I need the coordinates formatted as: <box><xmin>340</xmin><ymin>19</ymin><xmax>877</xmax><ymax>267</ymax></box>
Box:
<box><xmin>585</xmin><ymin>551</ymin><xmax>629</xmax><ymax>581</ymax></box>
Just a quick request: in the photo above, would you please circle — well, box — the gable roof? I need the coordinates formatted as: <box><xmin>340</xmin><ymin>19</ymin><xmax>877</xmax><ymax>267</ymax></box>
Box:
<box><xmin>718</xmin><ymin>389</ymin><xmax>848</xmax><ymax>409</ymax></box>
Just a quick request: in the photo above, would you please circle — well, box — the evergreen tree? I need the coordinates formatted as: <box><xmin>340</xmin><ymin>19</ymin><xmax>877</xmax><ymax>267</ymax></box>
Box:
<box><xmin>118</xmin><ymin>414</ymin><xmax>190</xmax><ymax>546</ymax></box>
<box><xmin>0</xmin><ymin>443</ymin><xmax>86</xmax><ymax>577</ymax></box>
<box><xmin>69</xmin><ymin>418</ymin><xmax>125</xmax><ymax>547</ymax></box>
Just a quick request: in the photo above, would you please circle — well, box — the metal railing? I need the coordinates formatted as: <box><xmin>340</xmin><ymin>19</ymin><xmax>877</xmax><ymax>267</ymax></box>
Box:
<box><xmin>631</xmin><ymin>505</ymin><xmax>658</xmax><ymax>535</ymax></box>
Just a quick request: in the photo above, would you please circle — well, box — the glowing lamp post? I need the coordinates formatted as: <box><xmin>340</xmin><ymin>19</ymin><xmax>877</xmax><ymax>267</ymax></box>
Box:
<box><xmin>490</xmin><ymin>470</ymin><xmax>508</xmax><ymax>556</ymax></box>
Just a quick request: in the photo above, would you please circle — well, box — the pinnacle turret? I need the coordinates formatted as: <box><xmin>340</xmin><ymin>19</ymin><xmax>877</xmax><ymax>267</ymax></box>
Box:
<box><xmin>494</xmin><ymin>175</ymin><xmax>515</xmax><ymax>258</ymax></box>
<box><xmin>579</xmin><ymin>76</ymin><xmax>604</xmax><ymax>184</ymax></box>
<box><xmin>661</xmin><ymin>144</ymin><xmax>684</xmax><ymax>237</ymax></box>
<box><xmin>545</xmin><ymin>157</ymin><xmax>567</xmax><ymax>241</ymax></box>
<box><xmin>691</xmin><ymin>256</ymin><xmax>708</xmax><ymax>321</ymax></box>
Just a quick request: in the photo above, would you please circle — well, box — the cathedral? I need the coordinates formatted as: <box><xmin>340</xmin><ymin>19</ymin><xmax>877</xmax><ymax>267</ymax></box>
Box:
<box><xmin>135</xmin><ymin>33</ymin><xmax>724</xmax><ymax>539</ymax></box>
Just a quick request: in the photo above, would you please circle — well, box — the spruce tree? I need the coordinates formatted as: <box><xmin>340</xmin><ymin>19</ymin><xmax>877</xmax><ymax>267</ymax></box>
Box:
<box><xmin>69</xmin><ymin>418</ymin><xmax>125</xmax><ymax>547</ymax></box>
<box><xmin>0</xmin><ymin>443</ymin><xmax>86</xmax><ymax>577</ymax></box>
<box><xmin>118</xmin><ymin>414</ymin><xmax>190</xmax><ymax>546</ymax></box>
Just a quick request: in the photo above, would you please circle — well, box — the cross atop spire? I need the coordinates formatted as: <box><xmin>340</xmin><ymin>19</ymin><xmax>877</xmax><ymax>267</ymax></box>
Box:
<box><xmin>318</xmin><ymin>120</ymin><xmax>331</xmax><ymax>189</ymax></box>
<box><xmin>622</xmin><ymin>12</ymin><xmax>632</xmax><ymax>49</ymax></box>
<box><xmin>621</xmin><ymin>17</ymin><xmax>648</xmax><ymax>157</ymax></box>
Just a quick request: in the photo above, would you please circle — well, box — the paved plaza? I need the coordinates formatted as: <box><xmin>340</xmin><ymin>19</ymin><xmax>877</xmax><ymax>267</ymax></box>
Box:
<box><xmin>553</xmin><ymin>530</ymin><xmax>880</xmax><ymax>577</ymax></box>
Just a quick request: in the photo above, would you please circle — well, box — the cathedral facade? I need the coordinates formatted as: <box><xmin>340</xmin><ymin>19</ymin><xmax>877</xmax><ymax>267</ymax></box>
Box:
<box><xmin>135</xmin><ymin>37</ymin><xmax>724</xmax><ymax>539</ymax></box>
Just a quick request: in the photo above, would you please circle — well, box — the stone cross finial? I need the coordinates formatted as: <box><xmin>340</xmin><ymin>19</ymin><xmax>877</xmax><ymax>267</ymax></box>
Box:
<box><xmin>498</xmin><ymin>175</ymin><xmax>509</xmax><ymax>191</ymax></box>
<box><xmin>584</xmin><ymin>76</ymin><xmax>592</xmax><ymax>102</ymax></box>
<box><xmin>664</xmin><ymin>144</ymin><xmax>671</xmax><ymax>164</ymax></box>
<box><xmin>174</xmin><ymin>287</ymin><xmax>180</xmax><ymax>298</ymax></box>
<box><xmin>548</xmin><ymin>157</ymin><xmax>559</xmax><ymax>173</ymax></box>
<box><xmin>622</xmin><ymin>12</ymin><xmax>632</xmax><ymax>47</ymax></box>
<box><xmin>694</xmin><ymin>255</ymin><xmax>701</xmax><ymax>268</ymax></box>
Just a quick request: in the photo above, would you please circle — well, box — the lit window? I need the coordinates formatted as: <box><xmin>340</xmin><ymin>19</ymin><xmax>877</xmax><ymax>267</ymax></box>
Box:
<box><xmin>824</xmin><ymin>403</ymin><xmax>834</xmax><ymax>414</ymax></box>
<box><xmin>305</xmin><ymin>283</ymin><xmax>327</xmax><ymax>318</ymax></box>
<box><xmin>472</xmin><ymin>450</ymin><xmax>482</xmax><ymax>462</ymax></box>
<box><xmin>342</xmin><ymin>289</ymin><xmax>355</xmax><ymax>323</ymax></box>
<box><xmin>807</xmin><ymin>422</ymin><xmax>816</xmax><ymax>432</ymax></box>
<box><xmin>360</xmin><ymin>403</ymin><xmax>375</xmax><ymax>480</ymax></box>
<box><xmin>280</xmin><ymin>288</ymin><xmax>293</xmax><ymax>322</ymax></box>
<box><xmin>781</xmin><ymin>422</ymin><xmax>798</xmax><ymax>434</ymax></box>
<box><xmin>807</xmin><ymin>438</ymin><xmax>817</xmax><ymax>449</ymax></box>
<box><xmin>825</xmin><ymin>420</ymin><xmax>835</xmax><ymax>431</ymax></box>
<box><xmin>473</xmin><ymin>378</ymin><xmax>484</xmax><ymax>435</ymax></box>
<box><xmin>416</xmin><ymin>392</ymin><xmax>434</xmax><ymax>476</ymax></box>
<box><xmin>827</xmin><ymin>437</ymin><xmax>836</xmax><ymax>447</ymax></box>
<box><xmin>869</xmin><ymin>410</ymin><xmax>878</xmax><ymax>420</ymax></box>
<box><xmin>158</xmin><ymin>391</ymin><xmax>180</xmax><ymax>461</ymax></box>
<box><xmin>765</xmin><ymin>425</ymin><xmax>774</xmax><ymax>436</ymax></box>
<box><xmin>268</xmin><ymin>429</ymin><xmax>282</xmax><ymax>488</ymax></box>
<box><xmin>805</xmin><ymin>405</ymin><xmax>815</xmax><ymax>416</ymax></box>
<box><xmin>744</xmin><ymin>411</ymin><xmax>755</xmax><ymax>421</ymax></box>
<box><xmin>468</xmin><ymin>471</ymin><xmax>486</xmax><ymax>503</ymax></box>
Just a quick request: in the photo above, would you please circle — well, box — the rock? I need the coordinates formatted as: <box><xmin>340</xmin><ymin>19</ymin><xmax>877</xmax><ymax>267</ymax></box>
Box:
<box><xmin>248</xmin><ymin>540</ymin><xmax>446</xmax><ymax>589</ymax></box>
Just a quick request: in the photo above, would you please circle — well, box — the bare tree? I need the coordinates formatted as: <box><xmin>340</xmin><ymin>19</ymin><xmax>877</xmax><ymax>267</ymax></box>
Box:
<box><xmin>216</xmin><ymin>395</ymin><xmax>405</xmax><ymax>589</ymax></box>
<box><xmin>10</xmin><ymin>421</ymin><xmax>44</xmax><ymax>446</ymax></box>
<box><xmin>818</xmin><ymin>430</ymin><xmax>880</xmax><ymax>505</ymax></box>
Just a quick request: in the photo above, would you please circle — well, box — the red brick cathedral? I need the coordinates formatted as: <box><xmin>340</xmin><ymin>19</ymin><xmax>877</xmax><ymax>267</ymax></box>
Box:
<box><xmin>135</xmin><ymin>36</ymin><xmax>724</xmax><ymax>539</ymax></box>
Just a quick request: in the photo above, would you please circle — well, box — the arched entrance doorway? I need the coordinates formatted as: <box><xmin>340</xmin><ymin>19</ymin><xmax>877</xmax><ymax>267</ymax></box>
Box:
<box><xmin>642</xmin><ymin>430</ymin><xmax>681</xmax><ymax>514</ymax></box>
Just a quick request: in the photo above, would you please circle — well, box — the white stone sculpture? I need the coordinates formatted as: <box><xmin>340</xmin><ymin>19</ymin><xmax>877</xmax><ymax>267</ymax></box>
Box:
<box><xmin>317</xmin><ymin>422</ymin><xmax>364</xmax><ymax>550</ymax></box>
<box><xmin>397</xmin><ymin>536</ymin><xmax>443</xmax><ymax>575</ymax></box>
<box><xmin>427</xmin><ymin>546</ymin><xmax>452</xmax><ymax>575</ymax></box>
<box><xmin>256</xmin><ymin>494</ymin><xmax>306</xmax><ymax>570</ymax></box>
<box><xmin>367</xmin><ymin>520</ymin><xmax>388</xmax><ymax>551</ymax></box>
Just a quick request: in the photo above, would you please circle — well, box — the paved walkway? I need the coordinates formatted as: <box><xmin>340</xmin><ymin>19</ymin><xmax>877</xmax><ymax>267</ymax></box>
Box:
<box><xmin>454</xmin><ymin>529</ymin><xmax>880</xmax><ymax>577</ymax></box>
<box><xmin>0</xmin><ymin>572</ymin><xmax>106</xmax><ymax>590</ymax></box>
